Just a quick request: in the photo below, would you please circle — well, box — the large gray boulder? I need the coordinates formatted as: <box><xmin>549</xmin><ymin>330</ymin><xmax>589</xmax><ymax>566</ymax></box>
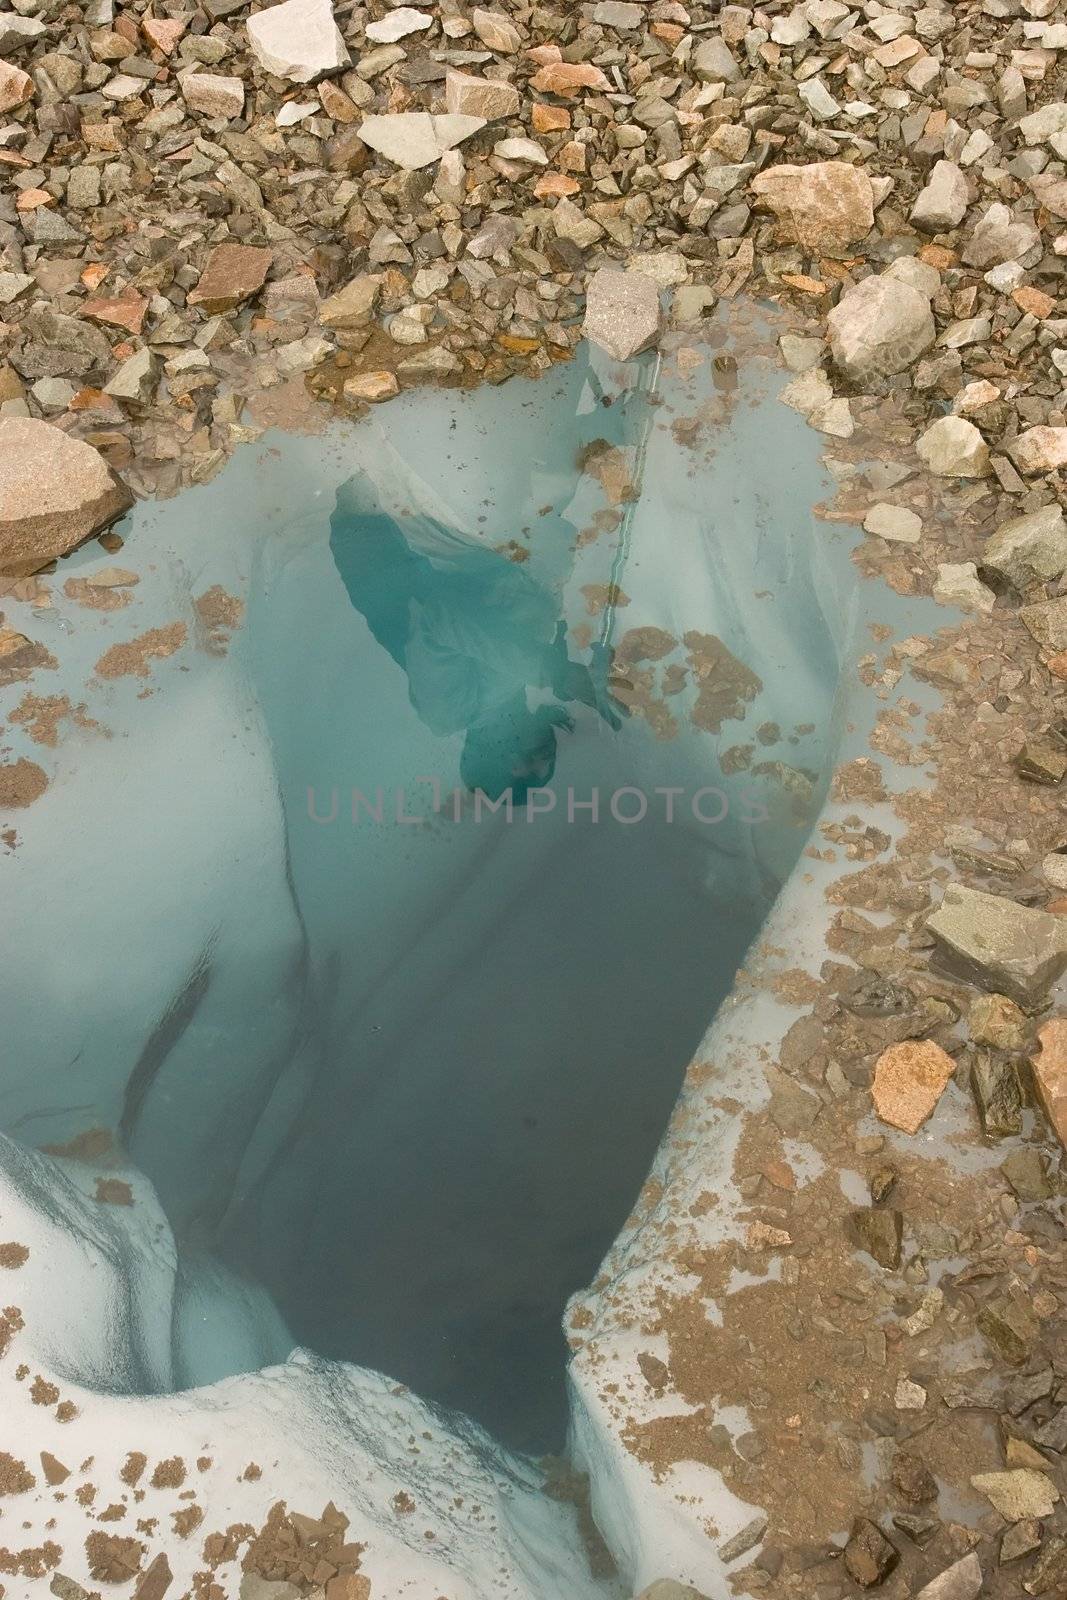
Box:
<box><xmin>927</xmin><ymin>885</ymin><xmax>1067</xmax><ymax>1006</ymax></box>
<box><xmin>0</xmin><ymin>417</ymin><xmax>132</xmax><ymax>576</ymax></box>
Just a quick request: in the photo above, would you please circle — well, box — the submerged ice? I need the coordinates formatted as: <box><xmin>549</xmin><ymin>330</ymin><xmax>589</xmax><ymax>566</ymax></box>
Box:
<box><xmin>0</xmin><ymin>318</ymin><xmax>896</xmax><ymax>1592</ymax></box>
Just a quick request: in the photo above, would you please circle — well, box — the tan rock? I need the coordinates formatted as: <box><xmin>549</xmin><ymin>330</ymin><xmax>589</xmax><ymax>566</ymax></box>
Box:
<box><xmin>1009</xmin><ymin>426</ymin><xmax>1067</xmax><ymax>475</ymax></box>
<box><xmin>471</xmin><ymin>7</ymin><xmax>521</xmax><ymax>51</ymax></box>
<box><xmin>529</xmin><ymin>60</ymin><xmax>611</xmax><ymax>95</ymax></box>
<box><xmin>750</xmin><ymin>160</ymin><xmax>874</xmax><ymax>252</ymax></box>
<box><xmin>444</xmin><ymin>69</ymin><xmax>519</xmax><ymax>120</ymax></box>
<box><xmin>1032</xmin><ymin>1019</ymin><xmax>1067</xmax><ymax>1150</ymax></box>
<box><xmin>0</xmin><ymin>59</ymin><xmax>33</xmax><ymax>111</ymax></box>
<box><xmin>968</xmin><ymin>994</ymin><xmax>1029</xmax><ymax>1052</ymax></box>
<box><xmin>318</xmin><ymin>274</ymin><xmax>381</xmax><ymax>330</ymax></box>
<box><xmin>0</xmin><ymin>417</ymin><xmax>132</xmax><ymax>577</ymax></box>
<box><xmin>142</xmin><ymin>17</ymin><xmax>186</xmax><ymax>54</ymax></box>
<box><xmin>180</xmin><ymin>70</ymin><xmax>245</xmax><ymax>118</ymax></box>
<box><xmin>872</xmin><ymin>1040</ymin><xmax>956</xmax><ymax>1134</ymax></box>
<box><xmin>343</xmin><ymin>371</ymin><xmax>398</xmax><ymax>403</ymax></box>
<box><xmin>971</xmin><ymin>1468</ymin><xmax>1059</xmax><ymax>1520</ymax></box>
<box><xmin>188</xmin><ymin>244</ymin><xmax>272</xmax><ymax>315</ymax></box>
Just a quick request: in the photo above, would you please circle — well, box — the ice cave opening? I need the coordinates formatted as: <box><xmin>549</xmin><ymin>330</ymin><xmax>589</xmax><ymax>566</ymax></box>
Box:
<box><xmin>0</xmin><ymin>315</ymin><xmax>873</xmax><ymax>1464</ymax></box>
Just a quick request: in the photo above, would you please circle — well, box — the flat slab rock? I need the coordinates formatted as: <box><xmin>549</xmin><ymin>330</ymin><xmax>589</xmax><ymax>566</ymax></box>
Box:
<box><xmin>749</xmin><ymin>159</ymin><xmax>874</xmax><ymax>252</ymax></box>
<box><xmin>357</xmin><ymin>112</ymin><xmax>486</xmax><ymax>169</ymax></box>
<box><xmin>246</xmin><ymin>0</ymin><xmax>350</xmax><ymax>83</ymax></box>
<box><xmin>927</xmin><ymin>884</ymin><xmax>1067</xmax><ymax>1006</ymax></box>
<box><xmin>582</xmin><ymin>265</ymin><xmax>662</xmax><ymax>361</ymax></box>
<box><xmin>0</xmin><ymin>416</ymin><xmax>132</xmax><ymax>577</ymax></box>
<box><xmin>188</xmin><ymin>243</ymin><xmax>273</xmax><ymax>314</ymax></box>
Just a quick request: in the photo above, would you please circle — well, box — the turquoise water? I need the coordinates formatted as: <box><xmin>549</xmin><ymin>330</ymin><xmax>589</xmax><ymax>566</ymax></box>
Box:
<box><xmin>0</xmin><ymin>321</ymin><xmax>941</xmax><ymax>1453</ymax></box>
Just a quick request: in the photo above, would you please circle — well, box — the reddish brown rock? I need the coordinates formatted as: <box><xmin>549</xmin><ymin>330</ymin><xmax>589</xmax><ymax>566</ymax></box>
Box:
<box><xmin>81</xmin><ymin>291</ymin><xmax>149</xmax><ymax>334</ymax></box>
<box><xmin>872</xmin><ymin>1040</ymin><xmax>956</xmax><ymax>1134</ymax></box>
<box><xmin>530</xmin><ymin>60</ymin><xmax>611</xmax><ymax>95</ymax></box>
<box><xmin>750</xmin><ymin>160</ymin><xmax>874</xmax><ymax>252</ymax></box>
<box><xmin>1032</xmin><ymin>1019</ymin><xmax>1067</xmax><ymax>1150</ymax></box>
<box><xmin>0</xmin><ymin>60</ymin><xmax>33</xmax><ymax>112</ymax></box>
<box><xmin>187</xmin><ymin>244</ymin><xmax>272</xmax><ymax>315</ymax></box>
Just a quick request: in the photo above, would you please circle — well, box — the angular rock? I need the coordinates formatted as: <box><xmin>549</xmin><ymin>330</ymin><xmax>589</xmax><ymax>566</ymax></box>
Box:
<box><xmin>1016</xmin><ymin>738</ymin><xmax>1067</xmax><ymax>786</ymax></box>
<box><xmin>246</xmin><ymin>0</ymin><xmax>349</xmax><ymax>83</ymax></box>
<box><xmin>1001</xmin><ymin>1521</ymin><xmax>1042</xmax><ymax>1564</ymax></box>
<box><xmin>750</xmin><ymin>160</ymin><xmax>874</xmax><ymax>252</ymax></box>
<box><xmin>343</xmin><ymin>372</ymin><xmax>398</xmax><ymax>403</ymax></box>
<box><xmin>529</xmin><ymin>61</ymin><xmax>610</xmax><ymax>95</ymax></box>
<box><xmin>0</xmin><ymin>417</ymin><xmax>132</xmax><ymax>577</ymax></box>
<box><xmin>1032</xmin><ymin>1019</ymin><xmax>1067</xmax><ymax>1151</ymax></box>
<box><xmin>847</xmin><ymin>1206</ymin><xmax>903</xmax><ymax>1269</ymax></box>
<box><xmin>828</xmin><ymin>274</ymin><xmax>935</xmax><ymax>383</ymax></box>
<box><xmin>970</xmin><ymin>1050</ymin><xmax>1023</xmax><ymax>1137</ymax></box>
<box><xmin>0</xmin><ymin>15</ymin><xmax>46</xmax><ymax>51</ymax></box>
<box><xmin>358</xmin><ymin>112</ymin><xmax>485</xmax><ymax>170</ymax></box>
<box><xmin>1021</xmin><ymin>1538</ymin><xmax>1067</xmax><ymax>1596</ymax></box>
<box><xmin>1009</xmin><ymin>427</ymin><xmax>1067</xmax><ymax>476</ymax></box>
<box><xmin>365</xmin><ymin>7</ymin><xmax>432</xmax><ymax>43</ymax></box>
<box><xmin>916</xmin><ymin>416</ymin><xmax>990</xmax><ymax>477</ymax></box>
<box><xmin>978</xmin><ymin>1295</ymin><xmax>1039</xmax><ymax>1365</ymax></box>
<box><xmin>188</xmin><ymin>245</ymin><xmax>272</xmax><ymax>314</ymax></box>
<box><xmin>891</xmin><ymin>1451</ymin><xmax>938</xmax><ymax>1505</ymax></box>
<box><xmin>963</xmin><ymin>203</ymin><xmax>1041</xmax><ymax>269</ymax></box>
<box><xmin>969</xmin><ymin>994</ymin><xmax>1029</xmax><ymax>1051</ymax></box>
<box><xmin>693</xmin><ymin>35</ymin><xmax>741</xmax><ymax>81</ymax></box>
<box><xmin>933</xmin><ymin>561</ymin><xmax>995</xmax><ymax>612</ymax></box>
<box><xmin>910</xmin><ymin>160</ymin><xmax>968</xmax><ymax>232</ymax></box>
<box><xmin>718</xmin><ymin>1516</ymin><xmax>767</xmax><ymax>1563</ymax></box>
<box><xmin>180</xmin><ymin>70</ymin><xmax>244</xmax><ymax>118</ymax></box>
<box><xmin>983</xmin><ymin>504</ymin><xmax>1067</xmax><ymax>589</ymax></box>
<box><xmin>929</xmin><ymin>885</ymin><xmax>1067</xmax><ymax>1005</ymax></box>
<box><xmin>319</xmin><ymin>275</ymin><xmax>380</xmax><ymax>330</ymax></box>
<box><xmin>471</xmin><ymin>8</ymin><xmax>521</xmax><ymax>51</ymax></box>
<box><xmin>104</xmin><ymin>348</ymin><xmax>158</xmax><ymax>403</ymax></box>
<box><xmin>914</xmin><ymin>1553</ymin><xmax>982</xmax><ymax>1600</ymax></box>
<box><xmin>582</xmin><ymin>267</ymin><xmax>661</xmax><ymax>362</ymax></box>
<box><xmin>872</xmin><ymin>1040</ymin><xmax>956</xmax><ymax>1134</ymax></box>
<box><xmin>971</xmin><ymin>1469</ymin><xmax>1059</xmax><ymax>1520</ymax></box>
<box><xmin>864</xmin><ymin>503</ymin><xmax>922</xmax><ymax>543</ymax></box>
<box><xmin>445</xmin><ymin>69</ymin><xmax>519</xmax><ymax>121</ymax></box>
<box><xmin>843</xmin><ymin>1518</ymin><xmax>898</xmax><ymax>1587</ymax></box>
<box><xmin>635</xmin><ymin>1585</ymin><xmax>710</xmax><ymax>1600</ymax></box>
<box><xmin>1019</xmin><ymin>597</ymin><xmax>1067</xmax><ymax>652</ymax></box>
<box><xmin>0</xmin><ymin>59</ymin><xmax>33</xmax><ymax>111</ymax></box>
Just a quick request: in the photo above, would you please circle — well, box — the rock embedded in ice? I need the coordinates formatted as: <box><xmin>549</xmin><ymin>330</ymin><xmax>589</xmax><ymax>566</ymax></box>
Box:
<box><xmin>909</xmin><ymin>159</ymin><xmax>969</xmax><ymax>231</ymax></box>
<box><xmin>916</xmin><ymin>415</ymin><xmax>990</xmax><ymax>477</ymax></box>
<box><xmin>180</xmin><ymin>69</ymin><xmax>245</xmax><ymax>117</ymax></box>
<box><xmin>827</xmin><ymin>273</ymin><xmax>935</xmax><ymax>383</ymax></box>
<box><xmin>1009</xmin><ymin>426</ymin><xmax>1067</xmax><ymax>475</ymax></box>
<box><xmin>582</xmin><ymin>266</ymin><xmax>662</xmax><ymax>361</ymax></box>
<box><xmin>933</xmin><ymin>561</ymin><xmax>995</xmax><ymax>613</ymax></box>
<box><xmin>872</xmin><ymin>1040</ymin><xmax>956</xmax><ymax>1134</ymax></box>
<box><xmin>366</xmin><ymin>6</ymin><xmax>432</xmax><ymax>42</ymax></box>
<box><xmin>246</xmin><ymin>0</ymin><xmax>350</xmax><ymax>83</ymax></box>
<box><xmin>863</xmin><ymin>503</ymin><xmax>922</xmax><ymax>543</ymax></box>
<box><xmin>0</xmin><ymin>416</ymin><xmax>132</xmax><ymax>576</ymax></box>
<box><xmin>358</xmin><ymin>111</ymin><xmax>486</xmax><ymax>169</ymax></box>
<box><xmin>982</xmin><ymin>504</ymin><xmax>1067</xmax><ymax>588</ymax></box>
<box><xmin>445</xmin><ymin>68</ymin><xmax>520</xmax><ymax>120</ymax></box>
<box><xmin>927</xmin><ymin>884</ymin><xmax>1067</xmax><ymax>1006</ymax></box>
<box><xmin>750</xmin><ymin>159</ymin><xmax>874</xmax><ymax>251</ymax></box>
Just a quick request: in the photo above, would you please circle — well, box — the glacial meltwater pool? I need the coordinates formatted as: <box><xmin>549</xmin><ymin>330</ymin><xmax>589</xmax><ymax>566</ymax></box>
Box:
<box><xmin>0</xmin><ymin>313</ymin><xmax>943</xmax><ymax>1468</ymax></box>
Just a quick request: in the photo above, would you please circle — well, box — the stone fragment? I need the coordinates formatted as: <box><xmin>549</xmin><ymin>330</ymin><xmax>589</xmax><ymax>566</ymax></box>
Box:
<box><xmin>1016</xmin><ymin>738</ymin><xmax>1066</xmax><ymax>786</ymax></box>
<box><xmin>635</xmin><ymin>1585</ymin><xmax>710</xmax><ymax>1600</ymax></box>
<box><xmin>891</xmin><ymin>1452</ymin><xmax>938</xmax><ymax>1504</ymax></box>
<box><xmin>1032</xmin><ymin>1019</ymin><xmax>1067</xmax><ymax>1151</ymax></box>
<box><xmin>828</xmin><ymin>274</ymin><xmax>935</xmax><ymax>383</ymax></box>
<box><xmin>0</xmin><ymin>59</ymin><xmax>33</xmax><ymax>110</ymax></box>
<box><xmin>472</xmin><ymin>8</ymin><xmax>521</xmax><ymax>50</ymax></box>
<box><xmin>396</xmin><ymin>346</ymin><xmax>461</xmax><ymax>379</ymax></box>
<box><xmin>693</xmin><ymin>36</ymin><xmax>741</xmax><ymax>81</ymax></box>
<box><xmin>847</xmin><ymin>1206</ymin><xmax>903</xmax><ymax>1268</ymax></box>
<box><xmin>963</xmin><ymin>204</ymin><xmax>1041</xmax><ymax>269</ymax></box>
<box><xmin>1009</xmin><ymin>427</ymin><xmax>1067</xmax><ymax>476</ymax></box>
<box><xmin>529</xmin><ymin>61</ymin><xmax>610</xmax><ymax>95</ymax></box>
<box><xmin>910</xmin><ymin>160</ymin><xmax>969</xmax><ymax>232</ymax></box>
<box><xmin>1001</xmin><ymin>1521</ymin><xmax>1042</xmax><ymax>1563</ymax></box>
<box><xmin>582</xmin><ymin>267</ymin><xmax>661</xmax><ymax>361</ymax></box>
<box><xmin>970</xmin><ymin>1050</ymin><xmax>1023</xmax><ymax>1136</ymax></box>
<box><xmin>750</xmin><ymin>160</ymin><xmax>874</xmax><ymax>251</ymax></box>
<box><xmin>180</xmin><ymin>70</ymin><xmax>245</xmax><ymax>117</ymax></box>
<box><xmin>104</xmin><ymin>348</ymin><xmax>158</xmax><ymax>403</ymax></box>
<box><xmin>971</xmin><ymin>1469</ymin><xmax>1059</xmax><ymax>1520</ymax></box>
<box><xmin>917</xmin><ymin>416</ymin><xmax>990</xmax><ymax>477</ymax></box>
<box><xmin>0</xmin><ymin>15</ymin><xmax>46</xmax><ymax>50</ymax></box>
<box><xmin>318</xmin><ymin>275</ymin><xmax>380</xmax><ymax>329</ymax></box>
<box><xmin>1019</xmin><ymin>598</ymin><xmax>1067</xmax><ymax>652</ymax></box>
<box><xmin>246</xmin><ymin>0</ymin><xmax>350</xmax><ymax>83</ymax></box>
<box><xmin>445</xmin><ymin>70</ymin><xmax>519</xmax><ymax>120</ymax></box>
<box><xmin>872</xmin><ymin>1040</ymin><xmax>955</xmax><ymax>1134</ymax></box>
<box><xmin>0</xmin><ymin>417</ymin><xmax>132</xmax><ymax>577</ymax></box>
<box><xmin>188</xmin><ymin>245</ymin><xmax>272</xmax><ymax>314</ymax></box>
<box><xmin>983</xmin><ymin>505</ymin><xmax>1067</xmax><ymax>589</ymax></box>
<box><xmin>933</xmin><ymin>562</ymin><xmax>995</xmax><ymax>612</ymax></box>
<box><xmin>238</xmin><ymin>1578</ymin><xmax>301</xmax><ymax>1600</ymax></box>
<box><xmin>358</xmin><ymin>112</ymin><xmax>485</xmax><ymax>169</ymax></box>
<box><xmin>343</xmin><ymin>372</ymin><xmax>398</xmax><ymax>404</ymax></box>
<box><xmin>913</xmin><ymin>1553</ymin><xmax>983</xmax><ymax>1600</ymax></box>
<box><xmin>718</xmin><ymin>1517</ymin><xmax>767</xmax><ymax>1563</ymax></box>
<box><xmin>978</xmin><ymin>1296</ymin><xmax>1039</xmax><ymax>1365</ymax></box>
<box><xmin>1022</xmin><ymin>1538</ymin><xmax>1067</xmax><ymax>1595</ymax></box>
<box><xmin>843</xmin><ymin>1518</ymin><xmax>898</xmax><ymax>1587</ymax></box>
<box><xmin>928</xmin><ymin>885</ymin><xmax>1067</xmax><ymax>1005</ymax></box>
<box><xmin>863</xmin><ymin>504</ymin><xmax>922</xmax><ymax>543</ymax></box>
<box><xmin>366</xmin><ymin>7</ymin><xmax>432</xmax><ymax>43</ymax></box>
